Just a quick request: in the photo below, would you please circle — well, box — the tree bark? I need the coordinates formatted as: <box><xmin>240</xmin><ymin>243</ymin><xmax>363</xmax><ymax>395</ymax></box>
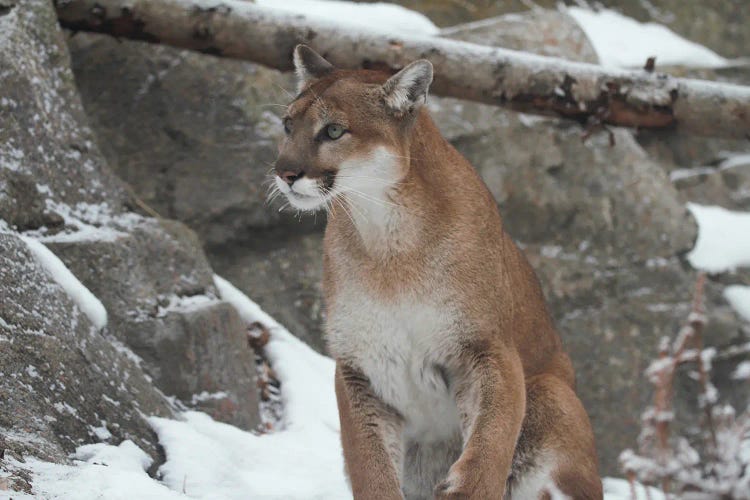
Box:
<box><xmin>55</xmin><ymin>0</ymin><xmax>750</xmax><ymax>139</ymax></box>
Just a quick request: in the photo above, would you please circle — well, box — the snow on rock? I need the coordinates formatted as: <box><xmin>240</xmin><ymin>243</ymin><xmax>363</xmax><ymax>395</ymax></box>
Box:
<box><xmin>154</xmin><ymin>294</ymin><xmax>221</xmax><ymax>318</ymax></box>
<box><xmin>602</xmin><ymin>477</ymin><xmax>665</xmax><ymax>500</ymax></box>
<box><xmin>213</xmin><ymin>275</ymin><xmax>339</xmax><ymax>433</ymax></box>
<box><xmin>254</xmin><ymin>0</ymin><xmax>438</xmax><ymax>35</ymax></box>
<box><xmin>19</xmin><ymin>234</ymin><xmax>108</xmax><ymax>330</ymax></box>
<box><xmin>724</xmin><ymin>286</ymin><xmax>750</xmax><ymax>323</ymax></box>
<box><xmin>733</xmin><ymin>361</ymin><xmax>750</xmax><ymax>381</ymax></box>
<box><xmin>567</xmin><ymin>7</ymin><xmax>728</xmax><ymax>68</ymax></box>
<box><xmin>687</xmin><ymin>203</ymin><xmax>750</xmax><ymax>273</ymax></box>
<box><xmin>5</xmin><ymin>441</ymin><xmax>183</xmax><ymax>500</ymax></box>
<box><xmin>29</xmin><ymin>201</ymin><xmax>143</xmax><ymax>244</ymax></box>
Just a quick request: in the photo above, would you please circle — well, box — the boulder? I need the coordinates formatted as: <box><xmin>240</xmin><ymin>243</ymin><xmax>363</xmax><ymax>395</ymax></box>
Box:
<box><xmin>0</xmin><ymin>232</ymin><xmax>173</xmax><ymax>489</ymax></box>
<box><xmin>209</xmin><ymin>230</ymin><xmax>327</xmax><ymax>353</ymax></box>
<box><xmin>68</xmin><ymin>34</ymin><xmax>301</xmax><ymax>247</ymax></box>
<box><xmin>441</xmin><ymin>9</ymin><xmax>598</xmax><ymax>63</ymax></box>
<box><xmin>67</xmin><ymin>33</ymin><xmax>327</xmax><ymax>350</ymax></box>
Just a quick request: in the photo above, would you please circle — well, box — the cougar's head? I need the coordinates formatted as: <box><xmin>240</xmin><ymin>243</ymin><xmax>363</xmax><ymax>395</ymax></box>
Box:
<box><xmin>272</xmin><ymin>45</ymin><xmax>433</xmax><ymax>213</ymax></box>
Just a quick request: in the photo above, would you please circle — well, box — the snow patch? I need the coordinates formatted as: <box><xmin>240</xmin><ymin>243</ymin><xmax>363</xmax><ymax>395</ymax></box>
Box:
<box><xmin>6</xmin><ymin>441</ymin><xmax>183</xmax><ymax>500</ymax></box>
<box><xmin>732</xmin><ymin>361</ymin><xmax>750</xmax><ymax>381</ymax></box>
<box><xmin>213</xmin><ymin>275</ymin><xmax>339</xmax><ymax>432</ymax></box>
<box><xmin>19</xmin><ymin>235</ymin><xmax>108</xmax><ymax>330</ymax></box>
<box><xmin>602</xmin><ymin>477</ymin><xmax>665</xmax><ymax>499</ymax></box>
<box><xmin>718</xmin><ymin>153</ymin><xmax>750</xmax><ymax>171</ymax></box>
<box><xmin>568</xmin><ymin>7</ymin><xmax>728</xmax><ymax>68</ymax></box>
<box><xmin>28</xmin><ymin>201</ymin><xmax>145</xmax><ymax>243</ymax></box>
<box><xmin>149</xmin><ymin>411</ymin><xmax>349</xmax><ymax>500</ymax></box>
<box><xmin>155</xmin><ymin>294</ymin><xmax>220</xmax><ymax>318</ymax></box>
<box><xmin>254</xmin><ymin>0</ymin><xmax>438</xmax><ymax>36</ymax></box>
<box><xmin>687</xmin><ymin>204</ymin><xmax>750</xmax><ymax>273</ymax></box>
<box><xmin>189</xmin><ymin>391</ymin><xmax>229</xmax><ymax>405</ymax></box>
<box><xmin>724</xmin><ymin>286</ymin><xmax>750</xmax><ymax>323</ymax></box>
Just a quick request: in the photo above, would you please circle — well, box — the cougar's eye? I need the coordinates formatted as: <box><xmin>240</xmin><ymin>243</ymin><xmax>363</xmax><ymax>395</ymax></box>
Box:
<box><xmin>283</xmin><ymin>118</ymin><xmax>292</xmax><ymax>135</ymax></box>
<box><xmin>325</xmin><ymin>124</ymin><xmax>345</xmax><ymax>140</ymax></box>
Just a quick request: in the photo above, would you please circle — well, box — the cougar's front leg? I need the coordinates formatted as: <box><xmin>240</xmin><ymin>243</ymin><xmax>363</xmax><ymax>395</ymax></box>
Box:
<box><xmin>435</xmin><ymin>349</ymin><xmax>526</xmax><ymax>500</ymax></box>
<box><xmin>335</xmin><ymin>362</ymin><xmax>405</xmax><ymax>500</ymax></box>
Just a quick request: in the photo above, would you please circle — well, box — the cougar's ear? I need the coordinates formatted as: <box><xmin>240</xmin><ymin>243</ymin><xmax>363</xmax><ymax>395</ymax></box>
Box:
<box><xmin>382</xmin><ymin>59</ymin><xmax>433</xmax><ymax>116</ymax></box>
<box><xmin>293</xmin><ymin>45</ymin><xmax>334</xmax><ymax>93</ymax></box>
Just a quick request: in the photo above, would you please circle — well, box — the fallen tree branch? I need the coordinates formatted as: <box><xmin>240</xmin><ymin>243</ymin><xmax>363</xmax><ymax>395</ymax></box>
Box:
<box><xmin>55</xmin><ymin>0</ymin><xmax>750</xmax><ymax>139</ymax></box>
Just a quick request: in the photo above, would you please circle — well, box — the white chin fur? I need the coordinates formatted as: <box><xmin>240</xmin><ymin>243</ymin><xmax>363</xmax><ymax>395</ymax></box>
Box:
<box><xmin>275</xmin><ymin>175</ymin><xmax>327</xmax><ymax>212</ymax></box>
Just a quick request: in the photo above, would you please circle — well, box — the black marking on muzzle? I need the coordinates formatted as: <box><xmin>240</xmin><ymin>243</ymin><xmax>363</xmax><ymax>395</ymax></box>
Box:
<box><xmin>322</xmin><ymin>170</ymin><xmax>336</xmax><ymax>190</ymax></box>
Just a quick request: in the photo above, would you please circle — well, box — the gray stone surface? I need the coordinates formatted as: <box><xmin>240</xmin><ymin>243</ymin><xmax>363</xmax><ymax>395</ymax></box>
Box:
<box><xmin>441</xmin><ymin>9</ymin><xmax>598</xmax><ymax>63</ymax></box>
<box><xmin>208</xmin><ymin>229</ymin><xmax>327</xmax><ymax>353</ymax></box>
<box><xmin>68</xmin><ymin>34</ymin><xmax>298</xmax><ymax>246</ymax></box>
<box><xmin>0</xmin><ymin>232</ymin><xmax>173</xmax><ymax>468</ymax></box>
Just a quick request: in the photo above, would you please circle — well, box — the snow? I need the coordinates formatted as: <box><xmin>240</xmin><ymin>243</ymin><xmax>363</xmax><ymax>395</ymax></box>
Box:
<box><xmin>732</xmin><ymin>361</ymin><xmax>750</xmax><ymax>381</ymax></box>
<box><xmin>213</xmin><ymin>275</ymin><xmax>339</xmax><ymax>433</ymax></box>
<box><xmin>30</xmin><ymin>201</ymin><xmax>141</xmax><ymax>244</ymax></box>
<box><xmin>719</xmin><ymin>153</ymin><xmax>750</xmax><ymax>171</ymax></box>
<box><xmin>154</xmin><ymin>294</ymin><xmax>220</xmax><ymax>318</ymax></box>
<box><xmin>567</xmin><ymin>7</ymin><xmax>728</xmax><ymax>68</ymax></box>
<box><xmin>149</xmin><ymin>411</ymin><xmax>348</xmax><ymax>500</ymax></box>
<box><xmin>602</xmin><ymin>477</ymin><xmax>665</xmax><ymax>500</ymax></box>
<box><xmin>19</xmin><ymin>234</ymin><xmax>108</xmax><ymax>330</ymax></box>
<box><xmin>254</xmin><ymin>0</ymin><xmax>438</xmax><ymax>36</ymax></box>
<box><xmin>4</xmin><ymin>441</ymin><xmax>184</xmax><ymax>500</ymax></box>
<box><xmin>686</xmin><ymin>203</ymin><xmax>750</xmax><ymax>273</ymax></box>
<box><xmin>724</xmin><ymin>286</ymin><xmax>750</xmax><ymax>323</ymax></box>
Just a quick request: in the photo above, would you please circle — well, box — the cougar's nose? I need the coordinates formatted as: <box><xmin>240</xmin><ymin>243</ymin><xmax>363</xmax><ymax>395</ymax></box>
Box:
<box><xmin>279</xmin><ymin>170</ymin><xmax>304</xmax><ymax>186</ymax></box>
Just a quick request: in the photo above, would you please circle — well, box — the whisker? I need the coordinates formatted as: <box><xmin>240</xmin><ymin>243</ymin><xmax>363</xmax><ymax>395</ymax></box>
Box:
<box><xmin>334</xmin><ymin>190</ymin><xmax>371</xmax><ymax>224</ymax></box>
<box><xmin>335</xmin><ymin>175</ymin><xmax>406</xmax><ymax>186</ymax></box>
<box><xmin>334</xmin><ymin>197</ymin><xmax>356</xmax><ymax>227</ymax></box>
<box><xmin>338</xmin><ymin>186</ymin><xmax>401</xmax><ymax>209</ymax></box>
<box><xmin>381</xmin><ymin>152</ymin><xmax>424</xmax><ymax>162</ymax></box>
<box><xmin>273</xmin><ymin>83</ymin><xmax>295</xmax><ymax>100</ymax></box>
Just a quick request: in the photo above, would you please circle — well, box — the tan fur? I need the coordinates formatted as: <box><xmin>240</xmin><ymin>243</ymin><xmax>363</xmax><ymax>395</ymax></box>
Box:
<box><xmin>275</xmin><ymin>46</ymin><xmax>602</xmax><ymax>500</ymax></box>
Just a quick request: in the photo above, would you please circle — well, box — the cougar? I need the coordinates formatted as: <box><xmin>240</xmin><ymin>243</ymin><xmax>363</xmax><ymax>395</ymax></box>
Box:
<box><xmin>271</xmin><ymin>45</ymin><xmax>602</xmax><ymax>500</ymax></box>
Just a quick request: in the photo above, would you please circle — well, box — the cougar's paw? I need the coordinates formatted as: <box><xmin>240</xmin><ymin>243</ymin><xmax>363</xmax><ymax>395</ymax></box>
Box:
<box><xmin>433</xmin><ymin>478</ymin><xmax>470</xmax><ymax>500</ymax></box>
<box><xmin>433</xmin><ymin>466</ymin><xmax>479</xmax><ymax>500</ymax></box>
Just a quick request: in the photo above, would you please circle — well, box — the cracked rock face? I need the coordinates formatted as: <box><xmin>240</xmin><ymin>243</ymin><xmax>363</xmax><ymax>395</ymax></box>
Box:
<box><xmin>1</xmin><ymin>0</ymin><xmax>260</xmax><ymax>484</ymax></box>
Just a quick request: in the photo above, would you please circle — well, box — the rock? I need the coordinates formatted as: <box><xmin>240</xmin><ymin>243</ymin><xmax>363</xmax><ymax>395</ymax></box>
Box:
<box><xmin>67</xmin><ymin>32</ymin><xmax>327</xmax><ymax>352</ymax></box>
<box><xmin>441</xmin><ymin>9</ymin><xmax>598</xmax><ymax>63</ymax></box>
<box><xmin>68</xmin><ymin>34</ymin><xmax>302</xmax><ymax>247</ymax></box>
<box><xmin>667</xmin><ymin>157</ymin><xmax>750</xmax><ymax>211</ymax></box>
<box><xmin>208</xmin><ymin>230</ymin><xmax>327</xmax><ymax>353</ymax></box>
<box><xmin>0</xmin><ymin>1</ymin><xmax>260</xmax><ymax>483</ymax></box>
<box><xmin>0</xmin><ymin>232</ymin><xmax>173</xmax><ymax>467</ymax></box>
<box><xmin>41</xmin><ymin>216</ymin><xmax>261</xmax><ymax>430</ymax></box>
<box><xmin>432</xmin><ymin>105</ymin><xmax>697</xmax><ymax>261</ymax></box>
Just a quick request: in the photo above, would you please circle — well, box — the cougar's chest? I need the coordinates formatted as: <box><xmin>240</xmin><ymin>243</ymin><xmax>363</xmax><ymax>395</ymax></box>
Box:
<box><xmin>327</xmin><ymin>285</ymin><xmax>462</xmax><ymax>441</ymax></box>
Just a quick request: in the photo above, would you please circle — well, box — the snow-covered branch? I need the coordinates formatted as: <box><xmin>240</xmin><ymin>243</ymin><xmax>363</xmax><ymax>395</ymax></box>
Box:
<box><xmin>54</xmin><ymin>0</ymin><xmax>750</xmax><ymax>139</ymax></box>
<box><xmin>620</xmin><ymin>275</ymin><xmax>750</xmax><ymax>499</ymax></box>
